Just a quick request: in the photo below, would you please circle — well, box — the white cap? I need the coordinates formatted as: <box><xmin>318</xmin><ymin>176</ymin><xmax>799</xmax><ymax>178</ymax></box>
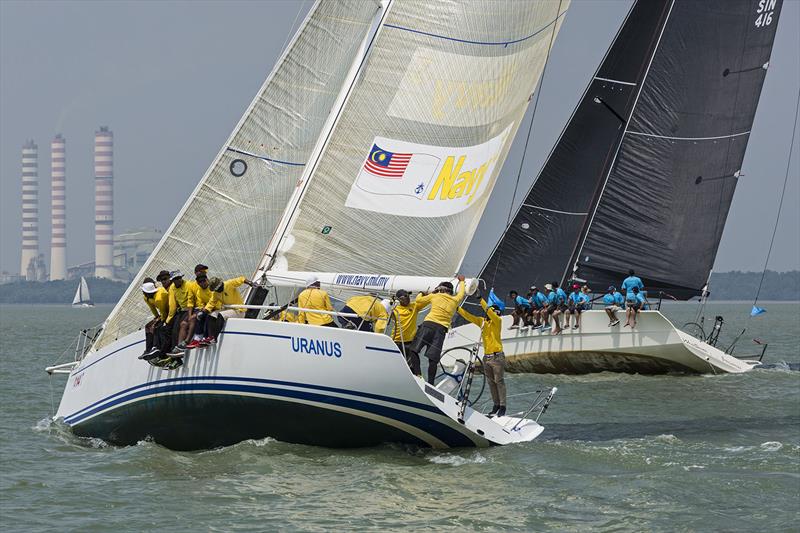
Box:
<box><xmin>170</xmin><ymin>270</ymin><xmax>184</xmax><ymax>280</ymax></box>
<box><xmin>306</xmin><ymin>275</ymin><xmax>319</xmax><ymax>287</ymax></box>
<box><xmin>544</xmin><ymin>283</ymin><xmax>553</xmax><ymax>291</ymax></box>
<box><xmin>142</xmin><ymin>282</ymin><xmax>158</xmax><ymax>294</ymax></box>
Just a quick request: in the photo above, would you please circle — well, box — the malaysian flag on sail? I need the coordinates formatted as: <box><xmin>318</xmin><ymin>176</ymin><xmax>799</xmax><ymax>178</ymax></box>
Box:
<box><xmin>363</xmin><ymin>144</ymin><xmax>412</xmax><ymax>178</ymax></box>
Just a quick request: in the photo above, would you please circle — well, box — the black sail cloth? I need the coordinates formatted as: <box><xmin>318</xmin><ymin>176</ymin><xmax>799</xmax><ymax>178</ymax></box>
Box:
<box><xmin>481</xmin><ymin>0</ymin><xmax>782</xmax><ymax>301</ymax></box>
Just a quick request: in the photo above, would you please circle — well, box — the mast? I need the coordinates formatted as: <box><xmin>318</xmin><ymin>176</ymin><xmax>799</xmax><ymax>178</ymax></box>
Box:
<box><xmin>254</xmin><ymin>0</ymin><xmax>393</xmax><ymax>280</ymax></box>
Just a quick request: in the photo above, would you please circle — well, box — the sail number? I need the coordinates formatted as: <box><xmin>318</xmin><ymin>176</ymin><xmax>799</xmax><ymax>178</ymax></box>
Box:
<box><xmin>755</xmin><ymin>0</ymin><xmax>776</xmax><ymax>28</ymax></box>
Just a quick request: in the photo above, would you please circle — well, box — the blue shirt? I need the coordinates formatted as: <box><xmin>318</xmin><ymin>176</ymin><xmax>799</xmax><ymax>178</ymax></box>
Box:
<box><xmin>579</xmin><ymin>293</ymin><xmax>591</xmax><ymax>305</ymax></box>
<box><xmin>603</xmin><ymin>291</ymin><xmax>624</xmax><ymax>305</ymax></box>
<box><xmin>621</xmin><ymin>276</ymin><xmax>644</xmax><ymax>298</ymax></box>
<box><xmin>569</xmin><ymin>291</ymin><xmax>582</xmax><ymax>305</ymax></box>
<box><xmin>514</xmin><ymin>295</ymin><xmax>531</xmax><ymax>309</ymax></box>
<box><xmin>533</xmin><ymin>291</ymin><xmax>547</xmax><ymax>307</ymax></box>
<box><xmin>636</xmin><ymin>293</ymin><xmax>647</xmax><ymax>308</ymax></box>
<box><xmin>555</xmin><ymin>288</ymin><xmax>568</xmax><ymax>305</ymax></box>
<box><xmin>546</xmin><ymin>291</ymin><xmax>556</xmax><ymax>305</ymax></box>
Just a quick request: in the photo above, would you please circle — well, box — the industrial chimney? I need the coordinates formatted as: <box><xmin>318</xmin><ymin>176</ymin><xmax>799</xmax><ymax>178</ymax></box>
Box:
<box><xmin>50</xmin><ymin>134</ymin><xmax>67</xmax><ymax>280</ymax></box>
<box><xmin>94</xmin><ymin>127</ymin><xmax>114</xmax><ymax>279</ymax></box>
<box><xmin>20</xmin><ymin>140</ymin><xmax>39</xmax><ymax>280</ymax></box>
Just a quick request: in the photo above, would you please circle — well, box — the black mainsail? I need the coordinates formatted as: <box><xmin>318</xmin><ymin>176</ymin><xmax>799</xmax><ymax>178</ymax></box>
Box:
<box><xmin>482</xmin><ymin>0</ymin><xmax>782</xmax><ymax>300</ymax></box>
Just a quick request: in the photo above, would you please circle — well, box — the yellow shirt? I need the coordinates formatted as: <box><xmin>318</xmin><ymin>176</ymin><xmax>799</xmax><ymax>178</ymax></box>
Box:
<box><xmin>457</xmin><ymin>298</ymin><xmax>503</xmax><ymax>355</ymax></box>
<box><xmin>167</xmin><ymin>281</ymin><xmax>191</xmax><ymax>323</ymax></box>
<box><xmin>391</xmin><ymin>296</ymin><xmax>425</xmax><ymax>343</ymax></box>
<box><xmin>204</xmin><ymin>276</ymin><xmax>247</xmax><ymax>313</ymax></box>
<box><xmin>144</xmin><ymin>287</ymin><xmax>169</xmax><ymax>320</ymax></box>
<box><xmin>270</xmin><ymin>310</ymin><xmax>297</xmax><ymax>323</ymax></box>
<box><xmin>188</xmin><ymin>284</ymin><xmax>213</xmax><ymax>309</ymax></box>
<box><xmin>345</xmin><ymin>295</ymin><xmax>388</xmax><ymax>333</ymax></box>
<box><xmin>296</xmin><ymin>287</ymin><xmax>334</xmax><ymax>325</ymax></box>
<box><xmin>415</xmin><ymin>281</ymin><xmax>465</xmax><ymax>329</ymax></box>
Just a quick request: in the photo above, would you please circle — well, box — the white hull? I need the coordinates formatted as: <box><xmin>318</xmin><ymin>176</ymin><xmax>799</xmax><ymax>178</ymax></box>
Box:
<box><xmin>443</xmin><ymin>310</ymin><xmax>758</xmax><ymax>375</ymax></box>
<box><xmin>55</xmin><ymin>319</ymin><xmax>547</xmax><ymax>450</ymax></box>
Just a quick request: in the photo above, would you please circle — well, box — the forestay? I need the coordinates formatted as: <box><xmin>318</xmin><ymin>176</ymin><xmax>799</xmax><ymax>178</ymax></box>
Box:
<box><xmin>94</xmin><ymin>1</ymin><xmax>378</xmax><ymax>349</ymax></box>
<box><xmin>262</xmin><ymin>0</ymin><xmax>571</xmax><ymax>284</ymax></box>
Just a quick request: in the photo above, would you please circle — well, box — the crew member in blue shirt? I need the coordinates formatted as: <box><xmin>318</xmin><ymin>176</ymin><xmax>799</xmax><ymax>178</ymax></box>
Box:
<box><xmin>625</xmin><ymin>286</ymin><xmax>648</xmax><ymax>328</ymax></box>
<box><xmin>621</xmin><ymin>269</ymin><xmax>644</xmax><ymax>300</ymax></box>
<box><xmin>508</xmin><ymin>290</ymin><xmax>532</xmax><ymax>329</ymax></box>
<box><xmin>603</xmin><ymin>285</ymin><xmax>625</xmax><ymax>326</ymax></box>
<box><xmin>545</xmin><ymin>282</ymin><xmax>567</xmax><ymax>335</ymax></box>
<box><xmin>529</xmin><ymin>285</ymin><xmax>547</xmax><ymax>328</ymax></box>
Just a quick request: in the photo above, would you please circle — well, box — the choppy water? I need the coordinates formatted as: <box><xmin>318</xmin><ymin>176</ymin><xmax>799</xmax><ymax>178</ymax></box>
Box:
<box><xmin>1</xmin><ymin>302</ymin><xmax>798</xmax><ymax>532</ymax></box>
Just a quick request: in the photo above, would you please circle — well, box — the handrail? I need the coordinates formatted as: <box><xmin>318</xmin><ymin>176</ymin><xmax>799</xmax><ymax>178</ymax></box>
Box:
<box><xmin>225</xmin><ymin>304</ymin><xmax>361</xmax><ymax>318</ymax></box>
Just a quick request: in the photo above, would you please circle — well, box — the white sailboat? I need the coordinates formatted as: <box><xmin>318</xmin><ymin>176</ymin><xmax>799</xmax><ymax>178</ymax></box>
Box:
<box><xmin>452</xmin><ymin>0</ymin><xmax>781</xmax><ymax>375</ymax></box>
<box><xmin>47</xmin><ymin>0</ymin><xmax>571</xmax><ymax>450</ymax></box>
<box><xmin>71</xmin><ymin>277</ymin><xmax>94</xmax><ymax>308</ymax></box>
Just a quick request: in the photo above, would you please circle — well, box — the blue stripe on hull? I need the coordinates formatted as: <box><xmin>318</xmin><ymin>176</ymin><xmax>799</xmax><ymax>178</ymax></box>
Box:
<box><xmin>66</xmin><ymin>382</ymin><xmax>477</xmax><ymax>449</ymax></box>
<box><xmin>72</xmin><ymin>394</ymin><xmax>429</xmax><ymax>450</ymax></box>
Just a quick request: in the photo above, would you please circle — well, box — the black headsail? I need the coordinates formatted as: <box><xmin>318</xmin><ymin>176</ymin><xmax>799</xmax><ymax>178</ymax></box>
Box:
<box><xmin>481</xmin><ymin>0</ymin><xmax>782</xmax><ymax>300</ymax></box>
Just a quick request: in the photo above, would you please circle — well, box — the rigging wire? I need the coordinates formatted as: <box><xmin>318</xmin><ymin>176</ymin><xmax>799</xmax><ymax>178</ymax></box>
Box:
<box><xmin>490</xmin><ymin>0</ymin><xmax>564</xmax><ymax>287</ymax></box>
<box><xmin>752</xmin><ymin>86</ymin><xmax>800</xmax><ymax>309</ymax></box>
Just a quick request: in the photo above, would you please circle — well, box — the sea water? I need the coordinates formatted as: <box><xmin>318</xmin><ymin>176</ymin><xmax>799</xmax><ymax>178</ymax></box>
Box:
<box><xmin>1</xmin><ymin>302</ymin><xmax>798</xmax><ymax>531</ymax></box>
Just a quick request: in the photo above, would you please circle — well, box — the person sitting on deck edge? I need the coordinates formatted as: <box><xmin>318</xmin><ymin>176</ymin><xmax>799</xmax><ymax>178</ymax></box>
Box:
<box><xmin>203</xmin><ymin>275</ymin><xmax>256</xmax><ymax>343</ymax></box>
<box><xmin>603</xmin><ymin>285</ymin><xmax>624</xmax><ymax>327</ymax></box>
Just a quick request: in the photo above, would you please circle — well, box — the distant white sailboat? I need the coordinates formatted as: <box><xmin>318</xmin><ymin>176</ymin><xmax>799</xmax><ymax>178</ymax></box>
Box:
<box><xmin>71</xmin><ymin>277</ymin><xmax>94</xmax><ymax>308</ymax></box>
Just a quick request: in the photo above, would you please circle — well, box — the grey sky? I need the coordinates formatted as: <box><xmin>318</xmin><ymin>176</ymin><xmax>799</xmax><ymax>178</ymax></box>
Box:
<box><xmin>1</xmin><ymin>0</ymin><xmax>798</xmax><ymax>277</ymax></box>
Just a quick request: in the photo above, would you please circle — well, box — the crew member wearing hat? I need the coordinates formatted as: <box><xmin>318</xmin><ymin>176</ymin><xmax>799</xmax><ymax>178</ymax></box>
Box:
<box><xmin>566</xmin><ymin>283</ymin><xmax>590</xmax><ymax>329</ymax></box>
<box><xmin>457</xmin><ymin>293</ymin><xmax>506</xmax><ymax>417</ymax></box>
<box><xmin>296</xmin><ymin>277</ymin><xmax>337</xmax><ymax>327</ymax></box>
<box><xmin>339</xmin><ymin>293</ymin><xmax>388</xmax><ymax>332</ymax></box>
<box><xmin>184</xmin><ymin>264</ymin><xmax>209</xmax><ymax>300</ymax></box>
<box><xmin>544</xmin><ymin>282</ymin><xmax>566</xmax><ymax>335</ymax></box>
<box><xmin>139</xmin><ymin>277</ymin><xmax>166</xmax><ymax>358</ymax></box>
<box><xmin>203</xmin><ymin>275</ymin><xmax>256</xmax><ymax>343</ymax></box>
<box><xmin>530</xmin><ymin>285</ymin><xmax>547</xmax><ymax>328</ymax></box>
<box><xmin>508</xmin><ymin>290</ymin><xmax>532</xmax><ymax>329</ymax></box>
<box><xmin>412</xmin><ymin>274</ymin><xmax>466</xmax><ymax>384</ymax></box>
<box><xmin>165</xmin><ymin>271</ymin><xmax>192</xmax><ymax>355</ymax></box>
<box><xmin>391</xmin><ymin>290</ymin><xmax>425</xmax><ymax>376</ymax></box>
<box><xmin>603</xmin><ymin>286</ymin><xmax>624</xmax><ymax>326</ymax></box>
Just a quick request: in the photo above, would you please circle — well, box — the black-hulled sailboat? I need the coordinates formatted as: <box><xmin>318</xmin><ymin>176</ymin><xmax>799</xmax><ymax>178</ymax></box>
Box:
<box><xmin>444</xmin><ymin>0</ymin><xmax>783</xmax><ymax>374</ymax></box>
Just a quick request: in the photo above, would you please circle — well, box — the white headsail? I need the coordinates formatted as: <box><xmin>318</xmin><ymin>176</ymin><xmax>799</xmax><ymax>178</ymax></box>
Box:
<box><xmin>259</xmin><ymin>0</ymin><xmax>571</xmax><ymax>287</ymax></box>
<box><xmin>72</xmin><ymin>277</ymin><xmax>92</xmax><ymax>306</ymax></box>
<box><xmin>94</xmin><ymin>1</ymin><xmax>379</xmax><ymax>348</ymax></box>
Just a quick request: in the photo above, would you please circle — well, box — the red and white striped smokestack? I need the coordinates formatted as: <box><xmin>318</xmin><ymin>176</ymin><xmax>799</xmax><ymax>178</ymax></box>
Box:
<box><xmin>20</xmin><ymin>140</ymin><xmax>39</xmax><ymax>280</ymax></box>
<box><xmin>50</xmin><ymin>134</ymin><xmax>67</xmax><ymax>280</ymax></box>
<box><xmin>94</xmin><ymin>127</ymin><xmax>114</xmax><ymax>279</ymax></box>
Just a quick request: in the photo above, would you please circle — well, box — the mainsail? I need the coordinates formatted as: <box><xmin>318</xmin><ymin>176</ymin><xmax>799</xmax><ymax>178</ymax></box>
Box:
<box><xmin>259</xmin><ymin>0</ymin><xmax>571</xmax><ymax>288</ymax></box>
<box><xmin>481</xmin><ymin>0</ymin><xmax>782</xmax><ymax>300</ymax></box>
<box><xmin>94</xmin><ymin>1</ymin><xmax>379</xmax><ymax>348</ymax></box>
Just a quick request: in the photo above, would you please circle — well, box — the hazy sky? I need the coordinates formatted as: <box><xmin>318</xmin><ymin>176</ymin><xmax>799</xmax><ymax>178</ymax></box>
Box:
<box><xmin>1</xmin><ymin>0</ymin><xmax>798</xmax><ymax>277</ymax></box>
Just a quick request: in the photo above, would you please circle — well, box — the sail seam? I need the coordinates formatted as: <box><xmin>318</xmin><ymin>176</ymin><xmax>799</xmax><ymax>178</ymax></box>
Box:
<box><xmin>626</xmin><ymin>130</ymin><xmax>751</xmax><ymax>141</ymax></box>
<box><xmin>383</xmin><ymin>10</ymin><xmax>566</xmax><ymax>47</ymax></box>
<box><xmin>594</xmin><ymin>76</ymin><xmax>636</xmax><ymax>86</ymax></box>
<box><xmin>521</xmin><ymin>204</ymin><xmax>588</xmax><ymax>216</ymax></box>
<box><xmin>226</xmin><ymin>147</ymin><xmax>305</xmax><ymax>167</ymax></box>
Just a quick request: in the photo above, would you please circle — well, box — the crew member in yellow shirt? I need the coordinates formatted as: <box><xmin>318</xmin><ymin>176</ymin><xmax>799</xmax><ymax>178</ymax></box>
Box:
<box><xmin>413</xmin><ymin>274</ymin><xmax>466</xmax><ymax>384</ymax></box>
<box><xmin>141</xmin><ymin>277</ymin><xmax>171</xmax><ymax>360</ymax></box>
<box><xmin>339</xmin><ymin>293</ymin><xmax>388</xmax><ymax>332</ymax></box>
<box><xmin>457</xmin><ymin>293</ymin><xmax>506</xmax><ymax>417</ymax></box>
<box><xmin>392</xmin><ymin>289</ymin><xmax>425</xmax><ymax>376</ymax></box>
<box><xmin>166</xmin><ymin>271</ymin><xmax>192</xmax><ymax>355</ymax></box>
<box><xmin>296</xmin><ymin>277</ymin><xmax>337</xmax><ymax>327</ymax></box>
<box><xmin>204</xmin><ymin>276</ymin><xmax>256</xmax><ymax>344</ymax></box>
<box><xmin>185</xmin><ymin>273</ymin><xmax>213</xmax><ymax>349</ymax></box>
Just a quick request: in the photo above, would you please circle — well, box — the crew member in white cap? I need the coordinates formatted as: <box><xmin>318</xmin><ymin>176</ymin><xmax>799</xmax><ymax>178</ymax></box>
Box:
<box><xmin>140</xmin><ymin>277</ymin><xmax>168</xmax><ymax>359</ymax></box>
<box><xmin>296</xmin><ymin>277</ymin><xmax>337</xmax><ymax>327</ymax></box>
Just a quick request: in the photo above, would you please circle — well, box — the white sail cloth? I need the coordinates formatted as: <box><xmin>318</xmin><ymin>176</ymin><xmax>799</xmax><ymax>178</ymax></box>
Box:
<box><xmin>265</xmin><ymin>0</ymin><xmax>570</xmax><ymax>284</ymax></box>
<box><xmin>94</xmin><ymin>1</ymin><xmax>378</xmax><ymax>348</ymax></box>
